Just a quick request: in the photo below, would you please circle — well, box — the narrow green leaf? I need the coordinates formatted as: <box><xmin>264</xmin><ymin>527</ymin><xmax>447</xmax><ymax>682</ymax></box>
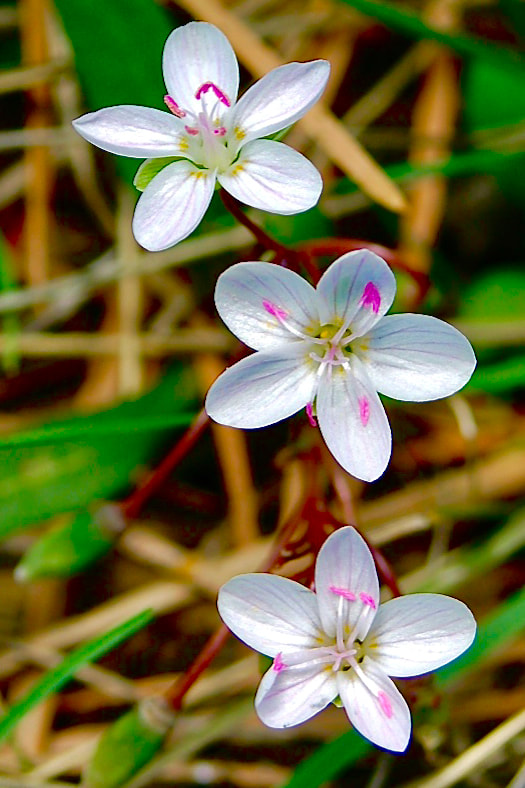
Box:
<box><xmin>0</xmin><ymin>609</ymin><xmax>154</xmax><ymax>744</ymax></box>
<box><xmin>339</xmin><ymin>0</ymin><xmax>525</xmax><ymax>72</ymax></box>
<box><xmin>15</xmin><ymin>504</ymin><xmax>124</xmax><ymax>581</ymax></box>
<box><xmin>0</xmin><ymin>235</ymin><xmax>20</xmax><ymax>373</ymax></box>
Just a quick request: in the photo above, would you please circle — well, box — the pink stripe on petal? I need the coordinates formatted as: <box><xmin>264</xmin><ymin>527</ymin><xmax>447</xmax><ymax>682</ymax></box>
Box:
<box><xmin>360</xmin><ymin>592</ymin><xmax>377</xmax><ymax>609</ymax></box>
<box><xmin>262</xmin><ymin>300</ymin><xmax>288</xmax><ymax>320</ymax></box>
<box><xmin>273</xmin><ymin>653</ymin><xmax>286</xmax><ymax>672</ymax></box>
<box><xmin>329</xmin><ymin>585</ymin><xmax>357</xmax><ymax>601</ymax></box>
<box><xmin>359</xmin><ymin>396</ymin><xmax>370</xmax><ymax>427</ymax></box>
<box><xmin>361</xmin><ymin>281</ymin><xmax>381</xmax><ymax>313</ymax></box>
<box><xmin>378</xmin><ymin>690</ymin><xmax>393</xmax><ymax>718</ymax></box>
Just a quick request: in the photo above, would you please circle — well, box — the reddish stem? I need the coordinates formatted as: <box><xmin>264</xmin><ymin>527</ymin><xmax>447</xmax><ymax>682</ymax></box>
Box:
<box><xmin>164</xmin><ymin>491</ymin><xmax>308</xmax><ymax>710</ymax></box>
<box><xmin>220</xmin><ymin>190</ymin><xmax>290</xmax><ymax>259</ymax></box>
<box><xmin>121</xmin><ymin>408</ymin><xmax>209</xmax><ymax>520</ymax></box>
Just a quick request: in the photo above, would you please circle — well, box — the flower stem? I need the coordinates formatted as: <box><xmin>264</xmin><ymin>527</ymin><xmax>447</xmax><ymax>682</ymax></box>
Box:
<box><xmin>120</xmin><ymin>408</ymin><xmax>209</xmax><ymax>520</ymax></box>
<box><xmin>163</xmin><ymin>489</ymin><xmax>310</xmax><ymax>711</ymax></box>
<box><xmin>220</xmin><ymin>190</ymin><xmax>291</xmax><ymax>262</ymax></box>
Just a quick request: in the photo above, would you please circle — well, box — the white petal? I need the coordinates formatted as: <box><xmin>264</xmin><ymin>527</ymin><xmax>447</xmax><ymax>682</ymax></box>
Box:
<box><xmin>230</xmin><ymin>60</ymin><xmax>330</xmax><ymax>144</ymax></box>
<box><xmin>132</xmin><ymin>160</ymin><xmax>215</xmax><ymax>251</ymax></box>
<box><xmin>316</xmin><ymin>251</ymin><xmax>396</xmax><ymax>337</ymax></box>
<box><xmin>218</xmin><ymin>573</ymin><xmax>321</xmax><ymax>657</ymax></box>
<box><xmin>163</xmin><ymin>22</ymin><xmax>239</xmax><ymax>115</ymax></box>
<box><xmin>255</xmin><ymin>662</ymin><xmax>337</xmax><ymax>728</ymax></box>
<box><xmin>316</xmin><ymin>356</ymin><xmax>392</xmax><ymax>482</ymax></box>
<box><xmin>315</xmin><ymin>527</ymin><xmax>379</xmax><ymax>641</ymax></box>
<box><xmin>338</xmin><ymin>658</ymin><xmax>412</xmax><ymax>752</ymax></box>
<box><xmin>205</xmin><ymin>348</ymin><xmax>317</xmax><ymax>428</ymax></box>
<box><xmin>218</xmin><ymin>140</ymin><xmax>322</xmax><ymax>214</ymax></box>
<box><xmin>361</xmin><ymin>314</ymin><xmax>477</xmax><ymax>401</ymax></box>
<box><xmin>72</xmin><ymin>106</ymin><xmax>186</xmax><ymax>158</ymax></box>
<box><xmin>214</xmin><ymin>261</ymin><xmax>320</xmax><ymax>351</ymax></box>
<box><xmin>368</xmin><ymin>594</ymin><xmax>476</xmax><ymax>678</ymax></box>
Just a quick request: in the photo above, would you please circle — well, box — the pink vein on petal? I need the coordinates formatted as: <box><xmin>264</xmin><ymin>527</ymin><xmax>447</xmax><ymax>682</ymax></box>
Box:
<box><xmin>378</xmin><ymin>691</ymin><xmax>393</xmax><ymax>718</ymax></box>
<box><xmin>360</xmin><ymin>282</ymin><xmax>381</xmax><ymax>313</ymax></box>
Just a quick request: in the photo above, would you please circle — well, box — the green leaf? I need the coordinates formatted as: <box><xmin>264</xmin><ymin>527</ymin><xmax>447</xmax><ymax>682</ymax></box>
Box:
<box><xmin>85</xmin><ymin>699</ymin><xmax>173</xmax><ymax>788</ymax></box>
<box><xmin>0</xmin><ymin>234</ymin><xmax>20</xmax><ymax>373</ymax></box>
<box><xmin>339</xmin><ymin>0</ymin><xmax>525</xmax><ymax>72</ymax></box>
<box><xmin>0</xmin><ymin>364</ymin><xmax>197</xmax><ymax>540</ymax></box>
<box><xmin>0</xmin><ymin>608</ymin><xmax>154</xmax><ymax>744</ymax></box>
<box><xmin>459</xmin><ymin>269</ymin><xmax>525</xmax><ymax>321</ymax></box>
<box><xmin>134</xmin><ymin>158</ymin><xmax>181</xmax><ymax>192</ymax></box>
<box><xmin>55</xmin><ymin>0</ymin><xmax>178</xmax><ymax>183</ymax></box>
<box><xmin>467</xmin><ymin>356</ymin><xmax>525</xmax><ymax>394</ymax></box>
<box><xmin>15</xmin><ymin>504</ymin><xmax>124</xmax><ymax>581</ymax></box>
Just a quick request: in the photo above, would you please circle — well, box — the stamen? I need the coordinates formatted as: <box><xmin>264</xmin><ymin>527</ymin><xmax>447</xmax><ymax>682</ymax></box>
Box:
<box><xmin>164</xmin><ymin>95</ymin><xmax>186</xmax><ymax>118</ymax></box>
<box><xmin>263</xmin><ymin>300</ymin><xmax>288</xmax><ymax>321</ymax></box>
<box><xmin>329</xmin><ymin>586</ymin><xmax>357</xmax><ymax>602</ymax></box>
<box><xmin>195</xmin><ymin>82</ymin><xmax>231</xmax><ymax>107</ymax></box>
<box><xmin>359</xmin><ymin>592</ymin><xmax>377</xmax><ymax>610</ymax></box>
<box><xmin>360</xmin><ymin>282</ymin><xmax>381</xmax><ymax>313</ymax></box>
<box><xmin>306</xmin><ymin>402</ymin><xmax>317</xmax><ymax>427</ymax></box>
<box><xmin>378</xmin><ymin>690</ymin><xmax>393</xmax><ymax>718</ymax></box>
<box><xmin>184</xmin><ymin>125</ymin><xmax>199</xmax><ymax>136</ymax></box>
<box><xmin>273</xmin><ymin>653</ymin><xmax>286</xmax><ymax>673</ymax></box>
<box><xmin>213</xmin><ymin>126</ymin><xmax>227</xmax><ymax>136</ymax></box>
<box><xmin>359</xmin><ymin>396</ymin><xmax>370</xmax><ymax>427</ymax></box>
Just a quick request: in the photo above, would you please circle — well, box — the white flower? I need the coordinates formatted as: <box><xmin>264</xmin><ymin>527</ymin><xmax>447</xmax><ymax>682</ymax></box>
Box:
<box><xmin>205</xmin><ymin>250</ymin><xmax>476</xmax><ymax>481</ymax></box>
<box><xmin>218</xmin><ymin>526</ymin><xmax>476</xmax><ymax>752</ymax></box>
<box><xmin>72</xmin><ymin>21</ymin><xmax>330</xmax><ymax>252</ymax></box>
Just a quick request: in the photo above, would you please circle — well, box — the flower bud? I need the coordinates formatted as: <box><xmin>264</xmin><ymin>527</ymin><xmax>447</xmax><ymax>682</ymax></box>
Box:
<box><xmin>84</xmin><ymin>698</ymin><xmax>174</xmax><ymax>788</ymax></box>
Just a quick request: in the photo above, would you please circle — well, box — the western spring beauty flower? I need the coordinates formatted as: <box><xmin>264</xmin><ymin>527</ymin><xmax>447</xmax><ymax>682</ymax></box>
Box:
<box><xmin>72</xmin><ymin>21</ymin><xmax>330</xmax><ymax>251</ymax></box>
<box><xmin>205</xmin><ymin>250</ymin><xmax>476</xmax><ymax>481</ymax></box>
<box><xmin>218</xmin><ymin>526</ymin><xmax>476</xmax><ymax>752</ymax></box>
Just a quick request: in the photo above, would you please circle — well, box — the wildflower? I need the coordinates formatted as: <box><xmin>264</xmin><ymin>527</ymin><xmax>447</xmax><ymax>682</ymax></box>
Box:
<box><xmin>217</xmin><ymin>526</ymin><xmax>476</xmax><ymax>752</ymax></box>
<box><xmin>72</xmin><ymin>21</ymin><xmax>330</xmax><ymax>251</ymax></box>
<box><xmin>205</xmin><ymin>250</ymin><xmax>476</xmax><ymax>481</ymax></box>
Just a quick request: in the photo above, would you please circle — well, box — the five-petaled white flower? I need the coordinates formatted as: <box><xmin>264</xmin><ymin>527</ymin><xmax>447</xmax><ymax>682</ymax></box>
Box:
<box><xmin>205</xmin><ymin>250</ymin><xmax>476</xmax><ymax>481</ymax></box>
<box><xmin>218</xmin><ymin>526</ymin><xmax>476</xmax><ymax>752</ymax></box>
<box><xmin>72</xmin><ymin>21</ymin><xmax>330</xmax><ymax>251</ymax></box>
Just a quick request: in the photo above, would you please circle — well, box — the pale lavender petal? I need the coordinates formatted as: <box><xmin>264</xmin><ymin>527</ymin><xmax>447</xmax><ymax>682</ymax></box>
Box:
<box><xmin>72</xmin><ymin>106</ymin><xmax>187</xmax><ymax>158</ymax></box>
<box><xmin>214</xmin><ymin>262</ymin><xmax>320</xmax><ymax>351</ymax></box>
<box><xmin>338</xmin><ymin>658</ymin><xmax>411</xmax><ymax>752</ymax></box>
<box><xmin>218</xmin><ymin>139</ymin><xmax>322</xmax><ymax>214</ymax></box>
<box><xmin>315</xmin><ymin>527</ymin><xmax>379</xmax><ymax>642</ymax></box>
<box><xmin>360</xmin><ymin>314</ymin><xmax>477</xmax><ymax>401</ymax></box>
<box><xmin>256</xmin><ymin>663</ymin><xmax>338</xmax><ymax>728</ymax></box>
<box><xmin>218</xmin><ymin>573</ymin><xmax>321</xmax><ymax>657</ymax></box>
<box><xmin>132</xmin><ymin>160</ymin><xmax>215</xmax><ymax>251</ymax></box>
<box><xmin>163</xmin><ymin>22</ymin><xmax>239</xmax><ymax>115</ymax></box>
<box><xmin>368</xmin><ymin>594</ymin><xmax>476</xmax><ymax>678</ymax></box>
<box><xmin>205</xmin><ymin>348</ymin><xmax>317</xmax><ymax>428</ymax></box>
<box><xmin>230</xmin><ymin>60</ymin><xmax>330</xmax><ymax>144</ymax></box>
<box><xmin>316</xmin><ymin>356</ymin><xmax>392</xmax><ymax>482</ymax></box>
<box><xmin>316</xmin><ymin>251</ymin><xmax>396</xmax><ymax>337</ymax></box>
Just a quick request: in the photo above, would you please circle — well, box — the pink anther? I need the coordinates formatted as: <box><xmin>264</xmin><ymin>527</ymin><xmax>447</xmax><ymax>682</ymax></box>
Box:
<box><xmin>306</xmin><ymin>402</ymin><xmax>317</xmax><ymax>427</ymax></box>
<box><xmin>262</xmin><ymin>300</ymin><xmax>288</xmax><ymax>321</ymax></box>
<box><xmin>164</xmin><ymin>95</ymin><xmax>186</xmax><ymax>118</ymax></box>
<box><xmin>359</xmin><ymin>592</ymin><xmax>377</xmax><ymax>609</ymax></box>
<box><xmin>378</xmin><ymin>690</ymin><xmax>393</xmax><ymax>718</ymax></box>
<box><xmin>213</xmin><ymin>126</ymin><xmax>227</xmax><ymax>136</ymax></box>
<box><xmin>184</xmin><ymin>125</ymin><xmax>199</xmax><ymax>136</ymax></box>
<box><xmin>359</xmin><ymin>396</ymin><xmax>370</xmax><ymax>427</ymax></box>
<box><xmin>273</xmin><ymin>653</ymin><xmax>286</xmax><ymax>673</ymax></box>
<box><xmin>195</xmin><ymin>82</ymin><xmax>231</xmax><ymax>107</ymax></box>
<box><xmin>360</xmin><ymin>281</ymin><xmax>381</xmax><ymax>313</ymax></box>
<box><xmin>329</xmin><ymin>586</ymin><xmax>357</xmax><ymax>601</ymax></box>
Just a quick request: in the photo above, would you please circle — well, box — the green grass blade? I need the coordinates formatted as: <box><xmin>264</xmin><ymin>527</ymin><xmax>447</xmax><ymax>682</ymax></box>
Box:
<box><xmin>339</xmin><ymin>0</ymin><xmax>525</xmax><ymax>71</ymax></box>
<box><xmin>0</xmin><ymin>608</ymin><xmax>154</xmax><ymax>744</ymax></box>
